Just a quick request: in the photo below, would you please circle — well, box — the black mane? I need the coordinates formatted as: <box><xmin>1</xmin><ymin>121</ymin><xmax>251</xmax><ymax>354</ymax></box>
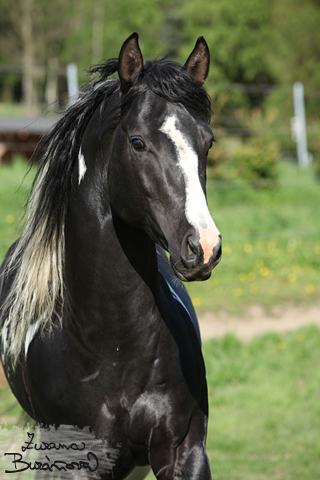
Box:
<box><xmin>90</xmin><ymin>57</ymin><xmax>212</xmax><ymax>123</ymax></box>
<box><xmin>27</xmin><ymin>56</ymin><xmax>212</xmax><ymax>254</ymax></box>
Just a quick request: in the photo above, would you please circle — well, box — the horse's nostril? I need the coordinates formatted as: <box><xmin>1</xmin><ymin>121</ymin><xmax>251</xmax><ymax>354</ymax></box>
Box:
<box><xmin>187</xmin><ymin>236</ymin><xmax>198</xmax><ymax>256</ymax></box>
<box><xmin>212</xmin><ymin>242</ymin><xmax>222</xmax><ymax>265</ymax></box>
<box><xmin>181</xmin><ymin>234</ymin><xmax>199</xmax><ymax>267</ymax></box>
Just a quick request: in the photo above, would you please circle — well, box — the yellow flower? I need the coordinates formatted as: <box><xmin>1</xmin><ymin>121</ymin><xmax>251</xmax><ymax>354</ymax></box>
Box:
<box><xmin>287</xmin><ymin>273</ymin><xmax>297</xmax><ymax>283</ymax></box>
<box><xmin>234</xmin><ymin>288</ymin><xmax>243</xmax><ymax>297</ymax></box>
<box><xmin>243</xmin><ymin>244</ymin><xmax>252</xmax><ymax>253</ymax></box>
<box><xmin>305</xmin><ymin>284</ymin><xmax>314</xmax><ymax>294</ymax></box>
<box><xmin>248</xmin><ymin>272</ymin><xmax>256</xmax><ymax>281</ymax></box>
<box><xmin>296</xmin><ymin>334</ymin><xmax>304</xmax><ymax>342</ymax></box>
<box><xmin>224</xmin><ymin>244</ymin><xmax>232</xmax><ymax>256</ymax></box>
<box><xmin>238</xmin><ymin>272</ymin><xmax>247</xmax><ymax>282</ymax></box>
<box><xmin>192</xmin><ymin>297</ymin><xmax>202</xmax><ymax>307</ymax></box>
<box><xmin>278</xmin><ymin>341</ymin><xmax>286</xmax><ymax>350</ymax></box>
<box><xmin>5</xmin><ymin>215</ymin><xmax>15</xmax><ymax>224</ymax></box>
<box><xmin>259</xmin><ymin>267</ymin><xmax>270</xmax><ymax>277</ymax></box>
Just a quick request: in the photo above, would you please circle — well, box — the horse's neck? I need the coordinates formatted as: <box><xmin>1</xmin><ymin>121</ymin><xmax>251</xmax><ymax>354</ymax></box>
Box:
<box><xmin>64</xmin><ymin>202</ymin><xmax>160</xmax><ymax>346</ymax></box>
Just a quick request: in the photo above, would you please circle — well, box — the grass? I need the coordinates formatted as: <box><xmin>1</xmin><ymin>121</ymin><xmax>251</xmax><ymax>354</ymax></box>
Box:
<box><xmin>2</xmin><ymin>325</ymin><xmax>320</xmax><ymax>479</ymax></box>
<box><xmin>0</xmin><ymin>102</ymin><xmax>36</xmax><ymax>117</ymax></box>
<box><xmin>0</xmin><ymin>158</ymin><xmax>319</xmax><ymax>315</ymax></box>
<box><xmin>0</xmin><ymin>158</ymin><xmax>34</xmax><ymax>261</ymax></box>
<box><xmin>203</xmin><ymin>325</ymin><xmax>320</xmax><ymax>480</ymax></box>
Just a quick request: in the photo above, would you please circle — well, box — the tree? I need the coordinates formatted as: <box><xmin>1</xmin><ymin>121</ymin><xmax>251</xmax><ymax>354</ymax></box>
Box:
<box><xmin>268</xmin><ymin>0</ymin><xmax>320</xmax><ymax>89</ymax></box>
<box><xmin>180</xmin><ymin>0</ymin><xmax>273</xmax><ymax>86</ymax></box>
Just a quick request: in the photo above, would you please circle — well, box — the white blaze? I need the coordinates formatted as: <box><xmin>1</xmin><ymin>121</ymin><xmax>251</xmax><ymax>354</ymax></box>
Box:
<box><xmin>78</xmin><ymin>148</ymin><xmax>87</xmax><ymax>185</ymax></box>
<box><xmin>160</xmin><ymin>115</ymin><xmax>220</xmax><ymax>263</ymax></box>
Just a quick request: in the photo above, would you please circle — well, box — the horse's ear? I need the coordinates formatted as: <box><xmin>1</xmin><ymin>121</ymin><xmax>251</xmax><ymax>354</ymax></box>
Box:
<box><xmin>118</xmin><ymin>32</ymin><xmax>143</xmax><ymax>92</ymax></box>
<box><xmin>185</xmin><ymin>37</ymin><xmax>210</xmax><ymax>86</ymax></box>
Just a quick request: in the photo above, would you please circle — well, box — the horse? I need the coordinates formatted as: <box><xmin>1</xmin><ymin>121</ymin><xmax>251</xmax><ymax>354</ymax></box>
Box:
<box><xmin>0</xmin><ymin>33</ymin><xmax>221</xmax><ymax>479</ymax></box>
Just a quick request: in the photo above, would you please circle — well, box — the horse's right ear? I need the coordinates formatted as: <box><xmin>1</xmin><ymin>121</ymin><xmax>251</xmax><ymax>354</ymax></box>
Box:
<box><xmin>185</xmin><ymin>37</ymin><xmax>210</xmax><ymax>86</ymax></box>
<box><xmin>118</xmin><ymin>33</ymin><xmax>143</xmax><ymax>92</ymax></box>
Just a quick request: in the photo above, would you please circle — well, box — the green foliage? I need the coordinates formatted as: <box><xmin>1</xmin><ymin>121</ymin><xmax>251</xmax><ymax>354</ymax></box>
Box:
<box><xmin>181</xmin><ymin>0</ymin><xmax>273</xmax><ymax>84</ymax></box>
<box><xmin>207</xmin><ymin>135</ymin><xmax>280</xmax><ymax>184</ymax></box>
<box><xmin>307</xmin><ymin>132</ymin><xmax>320</xmax><ymax>180</ymax></box>
<box><xmin>268</xmin><ymin>0</ymin><xmax>320</xmax><ymax>91</ymax></box>
<box><xmin>233</xmin><ymin>136</ymin><xmax>279</xmax><ymax>182</ymax></box>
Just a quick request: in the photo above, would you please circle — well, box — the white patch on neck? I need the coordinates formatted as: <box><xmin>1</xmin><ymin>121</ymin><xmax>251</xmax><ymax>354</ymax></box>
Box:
<box><xmin>78</xmin><ymin>148</ymin><xmax>87</xmax><ymax>185</ymax></box>
<box><xmin>1</xmin><ymin>324</ymin><xmax>8</xmax><ymax>361</ymax></box>
<box><xmin>160</xmin><ymin>115</ymin><xmax>218</xmax><ymax>232</ymax></box>
<box><xmin>24</xmin><ymin>317</ymin><xmax>42</xmax><ymax>358</ymax></box>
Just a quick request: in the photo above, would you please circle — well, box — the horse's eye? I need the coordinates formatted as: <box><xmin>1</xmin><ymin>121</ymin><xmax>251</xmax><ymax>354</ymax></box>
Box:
<box><xmin>131</xmin><ymin>139</ymin><xmax>145</xmax><ymax>150</ymax></box>
<box><xmin>206</xmin><ymin>138</ymin><xmax>215</xmax><ymax>156</ymax></box>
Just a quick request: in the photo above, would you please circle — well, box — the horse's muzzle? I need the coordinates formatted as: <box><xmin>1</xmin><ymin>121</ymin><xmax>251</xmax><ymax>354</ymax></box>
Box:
<box><xmin>171</xmin><ymin>230</ymin><xmax>222</xmax><ymax>282</ymax></box>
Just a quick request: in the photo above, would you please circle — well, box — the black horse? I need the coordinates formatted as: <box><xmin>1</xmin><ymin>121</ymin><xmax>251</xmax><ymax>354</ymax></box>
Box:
<box><xmin>0</xmin><ymin>33</ymin><xmax>221</xmax><ymax>479</ymax></box>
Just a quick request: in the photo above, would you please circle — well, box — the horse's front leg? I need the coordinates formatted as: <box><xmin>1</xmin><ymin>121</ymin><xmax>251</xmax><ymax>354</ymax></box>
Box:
<box><xmin>149</xmin><ymin>413</ymin><xmax>212</xmax><ymax>480</ymax></box>
<box><xmin>150</xmin><ymin>443</ymin><xmax>211</xmax><ymax>480</ymax></box>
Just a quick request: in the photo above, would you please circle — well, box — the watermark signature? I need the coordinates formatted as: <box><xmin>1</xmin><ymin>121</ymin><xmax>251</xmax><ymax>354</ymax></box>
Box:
<box><xmin>0</xmin><ymin>425</ymin><xmax>120</xmax><ymax>478</ymax></box>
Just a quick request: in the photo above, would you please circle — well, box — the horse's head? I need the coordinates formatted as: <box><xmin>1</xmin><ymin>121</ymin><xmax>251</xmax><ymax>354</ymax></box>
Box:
<box><xmin>107</xmin><ymin>34</ymin><xmax>221</xmax><ymax>282</ymax></box>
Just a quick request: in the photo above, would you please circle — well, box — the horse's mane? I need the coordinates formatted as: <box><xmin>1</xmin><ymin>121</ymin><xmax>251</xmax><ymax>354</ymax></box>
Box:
<box><xmin>1</xmin><ymin>57</ymin><xmax>212</xmax><ymax>369</ymax></box>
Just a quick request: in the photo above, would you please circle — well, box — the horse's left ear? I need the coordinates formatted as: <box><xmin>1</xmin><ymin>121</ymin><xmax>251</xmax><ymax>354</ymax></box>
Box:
<box><xmin>185</xmin><ymin>37</ymin><xmax>210</xmax><ymax>86</ymax></box>
<box><xmin>118</xmin><ymin>32</ymin><xmax>144</xmax><ymax>92</ymax></box>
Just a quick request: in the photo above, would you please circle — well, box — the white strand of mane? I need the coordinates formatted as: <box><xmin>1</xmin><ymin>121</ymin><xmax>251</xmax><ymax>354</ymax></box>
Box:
<box><xmin>1</xmin><ymin>162</ymin><xmax>65</xmax><ymax>370</ymax></box>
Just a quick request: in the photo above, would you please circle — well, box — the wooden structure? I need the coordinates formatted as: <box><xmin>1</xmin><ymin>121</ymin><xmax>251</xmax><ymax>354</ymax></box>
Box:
<box><xmin>0</xmin><ymin>116</ymin><xmax>59</xmax><ymax>163</ymax></box>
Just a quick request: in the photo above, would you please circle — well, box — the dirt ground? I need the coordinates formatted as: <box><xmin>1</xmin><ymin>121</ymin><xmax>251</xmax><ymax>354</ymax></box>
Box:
<box><xmin>198</xmin><ymin>302</ymin><xmax>320</xmax><ymax>341</ymax></box>
<box><xmin>1</xmin><ymin>302</ymin><xmax>319</xmax><ymax>389</ymax></box>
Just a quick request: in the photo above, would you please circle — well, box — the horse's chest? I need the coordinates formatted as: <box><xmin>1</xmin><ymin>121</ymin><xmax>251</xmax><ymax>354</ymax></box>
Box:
<box><xmin>94</xmin><ymin>387</ymin><xmax>194</xmax><ymax>462</ymax></box>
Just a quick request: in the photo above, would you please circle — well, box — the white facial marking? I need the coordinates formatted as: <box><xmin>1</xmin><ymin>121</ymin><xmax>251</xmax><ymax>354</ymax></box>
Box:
<box><xmin>24</xmin><ymin>317</ymin><xmax>42</xmax><ymax>358</ymax></box>
<box><xmin>78</xmin><ymin>148</ymin><xmax>87</xmax><ymax>185</ymax></box>
<box><xmin>160</xmin><ymin>115</ymin><xmax>220</xmax><ymax>262</ymax></box>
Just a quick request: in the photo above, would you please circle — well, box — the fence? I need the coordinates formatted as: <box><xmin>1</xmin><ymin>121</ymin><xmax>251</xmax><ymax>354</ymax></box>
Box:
<box><xmin>1</xmin><ymin>64</ymin><xmax>320</xmax><ymax>167</ymax></box>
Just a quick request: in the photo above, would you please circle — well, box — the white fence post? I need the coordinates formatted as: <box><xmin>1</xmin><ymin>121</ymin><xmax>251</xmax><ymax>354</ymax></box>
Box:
<box><xmin>66</xmin><ymin>63</ymin><xmax>79</xmax><ymax>106</ymax></box>
<box><xmin>292</xmin><ymin>82</ymin><xmax>310</xmax><ymax>168</ymax></box>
